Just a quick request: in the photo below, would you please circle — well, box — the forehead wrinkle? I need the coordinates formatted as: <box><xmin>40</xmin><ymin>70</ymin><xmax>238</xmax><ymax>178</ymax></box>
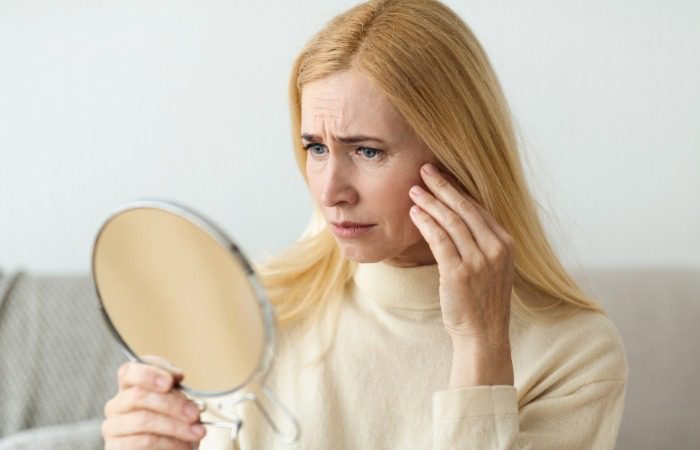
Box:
<box><xmin>311</xmin><ymin>112</ymin><xmax>343</xmax><ymax>132</ymax></box>
<box><xmin>301</xmin><ymin>73</ymin><xmax>413</xmax><ymax>146</ymax></box>
<box><xmin>311</xmin><ymin>110</ymin><xmax>342</xmax><ymax>120</ymax></box>
<box><xmin>306</xmin><ymin>108</ymin><xmax>356</xmax><ymax>142</ymax></box>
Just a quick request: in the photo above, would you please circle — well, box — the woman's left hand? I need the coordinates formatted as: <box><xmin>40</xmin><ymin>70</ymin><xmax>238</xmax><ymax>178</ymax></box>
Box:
<box><xmin>408</xmin><ymin>163</ymin><xmax>515</xmax><ymax>385</ymax></box>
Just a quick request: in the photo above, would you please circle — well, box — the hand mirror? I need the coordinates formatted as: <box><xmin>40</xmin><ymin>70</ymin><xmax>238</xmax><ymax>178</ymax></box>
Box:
<box><xmin>91</xmin><ymin>199</ymin><xmax>300</xmax><ymax>444</ymax></box>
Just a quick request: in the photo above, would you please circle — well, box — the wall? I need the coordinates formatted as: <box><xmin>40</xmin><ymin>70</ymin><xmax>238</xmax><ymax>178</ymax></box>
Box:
<box><xmin>1</xmin><ymin>0</ymin><xmax>698</xmax><ymax>273</ymax></box>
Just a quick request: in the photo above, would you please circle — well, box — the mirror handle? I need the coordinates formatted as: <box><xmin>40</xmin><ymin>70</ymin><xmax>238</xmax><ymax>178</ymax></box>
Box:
<box><xmin>193</xmin><ymin>398</ymin><xmax>244</xmax><ymax>442</ymax></box>
<box><xmin>253</xmin><ymin>383</ymin><xmax>301</xmax><ymax>444</ymax></box>
<box><xmin>206</xmin><ymin>385</ymin><xmax>301</xmax><ymax>444</ymax></box>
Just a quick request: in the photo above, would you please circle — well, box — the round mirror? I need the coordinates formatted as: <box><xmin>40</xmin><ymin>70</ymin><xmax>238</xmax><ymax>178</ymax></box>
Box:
<box><xmin>91</xmin><ymin>199</ymin><xmax>298</xmax><ymax>443</ymax></box>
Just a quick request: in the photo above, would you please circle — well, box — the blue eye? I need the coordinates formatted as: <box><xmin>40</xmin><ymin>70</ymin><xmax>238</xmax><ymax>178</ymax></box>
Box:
<box><xmin>303</xmin><ymin>143</ymin><xmax>326</xmax><ymax>156</ymax></box>
<box><xmin>358</xmin><ymin>147</ymin><xmax>381</xmax><ymax>159</ymax></box>
<box><xmin>303</xmin><ymin>143</ymin><xmax>383</xmax><ymax>161</ymax></box>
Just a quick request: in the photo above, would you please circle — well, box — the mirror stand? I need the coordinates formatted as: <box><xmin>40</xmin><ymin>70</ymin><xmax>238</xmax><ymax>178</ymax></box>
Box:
<box><xmin>192</xmin><ymin>383</ymin><xmax>300</xmax><ymax>444</ymax></box>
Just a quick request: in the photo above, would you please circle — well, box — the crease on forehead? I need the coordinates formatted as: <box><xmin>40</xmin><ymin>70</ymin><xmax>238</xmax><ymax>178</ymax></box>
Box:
<box><xmin>304</xmin><ymin>92</ymin><xmax>365</xmax><ymax>127</ymax></box>
<box><xmin>301</xmin><ymin>81</ymin><xmax>414</xmax><ymax>142</ymax></box>
<box><xmin>301</xmin><ymin>72</ymin><xmax>425</xmax><ymax>152</ymax></box>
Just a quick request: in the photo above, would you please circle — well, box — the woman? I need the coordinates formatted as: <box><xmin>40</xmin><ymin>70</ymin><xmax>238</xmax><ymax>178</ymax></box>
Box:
<box><xmin>102</xmin><ymin>0</ymin><xmax>628</xmax><ymax>448</ymax></box>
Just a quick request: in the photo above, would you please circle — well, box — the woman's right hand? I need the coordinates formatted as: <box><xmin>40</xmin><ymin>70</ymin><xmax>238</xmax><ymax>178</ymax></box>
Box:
<box><xmin>102</xmin><ymin>355</ymin><xmax>207</xmax><ymax>449</ymax></box>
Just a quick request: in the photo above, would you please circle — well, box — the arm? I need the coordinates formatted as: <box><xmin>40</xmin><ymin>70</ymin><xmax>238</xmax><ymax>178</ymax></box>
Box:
<box><xmin>432</xmin><ymin>377</ymin><xmax>626</xmax><ymax>450</ymax></box>
<box><xmin>411</xmin><ymin>164</ymin><xmax>626</xmax><ymax>448</ymax></box>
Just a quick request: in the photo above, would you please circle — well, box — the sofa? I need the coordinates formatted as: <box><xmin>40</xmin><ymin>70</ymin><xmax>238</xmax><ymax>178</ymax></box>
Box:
<box><xmin>0</xmin><ymin>267</ymin><xmax>698</xmax><ymax>449</ymax></box>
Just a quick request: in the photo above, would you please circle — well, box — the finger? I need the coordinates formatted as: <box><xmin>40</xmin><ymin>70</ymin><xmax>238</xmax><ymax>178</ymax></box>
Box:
<box><xmin>409</xmin><ymin>184</ymin><xmax>479</xmax><ymax>261</ymax></box>
<box><xmin>440</xmin><ymin>168</ymin><xmax>515</xmax><ymax>249</ymax></box>
<box><xmin>105</xmin><ymin>386</ymin><xmax>200</xmax><ymax>424</ymax></box>
<box><xmin>470</xmin><ymin>201</ymin><xmax>516</xmax><ymax>251</ymax></box>
<box><xmin>141</xmin><ymin>355</ymin><xmax>184</xmax><ymax>375</ymax></box>
<box><xmin>102</xmin><ymin>410</ymin><xmax>206</xmax><ymax>443</ymax></box>
<box><xmin>118</xmin><ymin>360</ymin><xmax>184</xmax><ymax>393</ymax></box>
<box><xmin>409</xmin><ymin>205</ymin><xmax>461</xmax><ymax>268</ymax></box>
<box><xmin>420</xmin><ymin>163</ymin><xmax>505</xmax><ymax>258</ymax></box>
<box><xmin>105</xmin><ymin>433</ymin><xmax>192</xmax><ymax>450</ymax></box>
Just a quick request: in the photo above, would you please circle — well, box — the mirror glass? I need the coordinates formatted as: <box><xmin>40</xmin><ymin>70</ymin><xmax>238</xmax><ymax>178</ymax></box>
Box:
<box><xmin>92</xmin><ymin>201</ymin><xmax>267</xmax><ymax>394</ymax></box>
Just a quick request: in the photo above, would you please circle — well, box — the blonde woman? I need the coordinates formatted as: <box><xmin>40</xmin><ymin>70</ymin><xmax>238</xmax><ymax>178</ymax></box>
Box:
<box><xmin>102</xmin><ymin>1</ymin><xmax>628</xmax><ymax>449</ymax></box>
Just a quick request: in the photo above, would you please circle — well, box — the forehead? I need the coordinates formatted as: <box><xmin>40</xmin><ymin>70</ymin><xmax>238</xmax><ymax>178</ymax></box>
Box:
<box><xmin>300</xmin><ymin>70</ymin><xmax>411</xmax><ymax>138</ymax></box>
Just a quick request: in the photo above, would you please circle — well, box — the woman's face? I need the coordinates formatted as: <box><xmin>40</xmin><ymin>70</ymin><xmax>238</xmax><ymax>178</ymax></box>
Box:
<box><xmin>301</xmin><ymin>69</ymin><xmax>437</xmax><ymax>267</ymax></box>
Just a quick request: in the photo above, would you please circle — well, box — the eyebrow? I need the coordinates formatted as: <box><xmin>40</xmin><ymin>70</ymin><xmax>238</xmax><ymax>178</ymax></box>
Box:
<box><xmin>301</xmin><ymin>133</ymin><xmax>386</xmax><ymax>145</ymax></box>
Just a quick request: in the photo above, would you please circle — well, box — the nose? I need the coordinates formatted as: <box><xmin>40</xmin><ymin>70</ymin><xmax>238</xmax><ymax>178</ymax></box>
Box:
<box><xmin>318</xmin><ymin>154</ymin><xmax>358</xmax><ymax>207</ymax></box>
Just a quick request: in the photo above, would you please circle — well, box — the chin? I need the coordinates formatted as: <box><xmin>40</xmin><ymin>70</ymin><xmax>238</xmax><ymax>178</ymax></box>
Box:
<box><xmin>337</xmin><ymin>244</ymin><xmax>387</xmax><ymax>263</ymax></box>
<box><xmin>338</xmin><ymin>239</ymin><xmax>435</xmax><ymax>267</ymax></box>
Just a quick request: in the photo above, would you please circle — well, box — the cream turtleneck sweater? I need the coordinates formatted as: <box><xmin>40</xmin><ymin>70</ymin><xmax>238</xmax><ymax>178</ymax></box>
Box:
<box><xmin>199</xmin><ymin>262</ymin><xmax>628</xmax><ymax>449</ymax></box>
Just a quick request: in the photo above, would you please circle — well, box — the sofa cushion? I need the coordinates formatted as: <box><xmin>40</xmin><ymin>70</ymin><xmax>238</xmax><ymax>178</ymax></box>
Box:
<box><xmin>1</xmin><ymin>267</ymin><xmax>698</xmax><ymax>449</ymax></box>
<box><xmin>0</xmin><ymin>270</ymin><xmax>126</xmax><ymax>443</ymax></box>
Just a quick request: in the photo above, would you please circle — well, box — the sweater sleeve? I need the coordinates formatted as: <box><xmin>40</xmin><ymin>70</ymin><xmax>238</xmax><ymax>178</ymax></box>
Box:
<box><xmin>432</xmin><ymin>378</ymin><xmax>627</xmax><ymax>449</ymax></box>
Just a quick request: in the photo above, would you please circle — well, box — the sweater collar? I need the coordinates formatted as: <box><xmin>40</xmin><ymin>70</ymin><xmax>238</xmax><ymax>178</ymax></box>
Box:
<box><xmin>352</xmin><ymin>261</ymin><xmax>441</xmax><ymax>311</ymax></box>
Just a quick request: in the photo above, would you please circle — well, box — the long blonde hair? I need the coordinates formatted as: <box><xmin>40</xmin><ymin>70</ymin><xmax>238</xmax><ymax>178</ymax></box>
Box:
<box><xmin>257</xmin><ymin>0</ymin><xmax>603</xmax><ymax>344</ymax></box>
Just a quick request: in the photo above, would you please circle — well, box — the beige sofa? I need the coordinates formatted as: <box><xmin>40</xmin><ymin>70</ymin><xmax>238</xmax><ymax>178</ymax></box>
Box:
<box><xmin>0</xmin><ymin>267</ymin><xmax>698</xmax><ymax>449</ymax></box>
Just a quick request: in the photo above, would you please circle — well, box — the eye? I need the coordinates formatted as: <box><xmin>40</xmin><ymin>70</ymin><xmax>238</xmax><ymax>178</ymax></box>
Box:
<box><xmin>302</xmin><ymin>143</ymin><xmax>327</xmax><ymax>156</ymax></box>
<box><xmin>357</xmin><ymin>147</ymin><xmax>383</xmax><ymax>159</ymax></box>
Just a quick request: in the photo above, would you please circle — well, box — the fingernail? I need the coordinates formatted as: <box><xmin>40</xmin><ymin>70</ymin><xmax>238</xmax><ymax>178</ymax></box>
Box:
<box><xmin>190</xmin><ymin>424</ymin><xmax>205</xmax><ymax>436</ymax></box>
<box><xmin>184</xmin><ymin>403</ymin><xmax>199</xmax><ymax>420</ymax></box>
<box><xmin>155</xmin><ymin>376</ymin><xmax>170</xmax><ymax>389</ymax></box>
<box><xmin>409</xmin><ymin>185</ymin><xmax>423</xmax><ymax>196</ymax></box>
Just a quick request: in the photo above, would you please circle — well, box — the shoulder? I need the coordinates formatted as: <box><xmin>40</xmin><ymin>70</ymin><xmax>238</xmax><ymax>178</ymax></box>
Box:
<box><xmin>511</xmin><ymin>305</ymin><xmax>628</xmax><ymax>399</ymax></box>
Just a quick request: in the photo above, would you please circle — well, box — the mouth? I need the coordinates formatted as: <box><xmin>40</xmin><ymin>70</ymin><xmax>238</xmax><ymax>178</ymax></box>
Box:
<box><xmin>332</xmin><ymin>221</ymin><xmax>374</xmax><ymax>227</ymax></box>
<box><xmin>329</xmin><ymin>221</ymin><xmax>376</xmax><ymax>238</ymax></box>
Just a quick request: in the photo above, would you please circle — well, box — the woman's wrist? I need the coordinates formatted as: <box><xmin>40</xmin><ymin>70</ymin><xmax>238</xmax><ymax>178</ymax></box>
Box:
<box><xmin>448</xmin><ymin>337</ymin><xmax>514</xmax><ymax>389</ymax></box>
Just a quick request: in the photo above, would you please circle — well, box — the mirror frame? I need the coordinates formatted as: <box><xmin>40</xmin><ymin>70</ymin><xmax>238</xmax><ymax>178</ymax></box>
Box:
<box><xmin>91</xmin><ymin>198</ymin><xmax>277</xmax><ymax>398</ymax></box>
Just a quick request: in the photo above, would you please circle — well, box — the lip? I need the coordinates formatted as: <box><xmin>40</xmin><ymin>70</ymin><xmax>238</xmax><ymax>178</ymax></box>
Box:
<box><xmin>329</xmin><ymin>221</ymin><xmax>376</xmax><ymax>238</ymax></box>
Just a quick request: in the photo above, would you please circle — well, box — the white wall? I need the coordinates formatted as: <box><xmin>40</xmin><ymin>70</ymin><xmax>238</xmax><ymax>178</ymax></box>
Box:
<box><xmin>1</xmin><ymin>0</ymin><xmax>698</xmax><ymax>274</ymax></box>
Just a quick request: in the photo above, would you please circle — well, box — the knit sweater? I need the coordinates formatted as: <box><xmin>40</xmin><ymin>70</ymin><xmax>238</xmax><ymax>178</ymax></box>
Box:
<box><xmin>198</xmin><ymin>261</ymin><xmax>628</xmax><ymax>449</ymax></box>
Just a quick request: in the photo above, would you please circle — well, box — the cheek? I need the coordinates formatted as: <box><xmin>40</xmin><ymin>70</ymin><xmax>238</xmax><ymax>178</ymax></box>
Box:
<box><xmin>379</xmin><ymin>181</ymin><xmax>420</xmax><ymax>228</ymax></box>
<box><xmin>386</xmin><ymin>171</ymin><xmax>426</xmax><ymax>235</ymax></box>
<box><xmin>305</xmin><ymin>165</ymin><xmax>322</xmax><ymax>199</ymax></box>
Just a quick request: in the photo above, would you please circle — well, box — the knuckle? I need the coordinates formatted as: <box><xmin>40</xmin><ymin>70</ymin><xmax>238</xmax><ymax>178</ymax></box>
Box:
<box><xmin>486</xmin><ymin>243</ymin><xmax>506</xmax><ymax>261</ymax></box>
<box><xmin>469</xmin><ymin>255</ymin><xmax>486</xmax><ymax>271</ymax></box>
<box><xmin>128</xmin><ymin>386</ymin><xmax>149</xmax><ymax>404</ymax></box>
<box><xmin>431</xmin><ymin>229</ymin><xmax>448</xmax><ymax>243</ymax></box>
<box><xmin>503</xmin><ymin>234</ymin><xmax>516</xmax><ymax>249</ymax></box>
<box><xmin>443</xmin><ymin>212</ymin><xmax>462</xmax><ymax>229</ymax></box>
<box><xmin>434</xmin><ymin>176</ymin><xmax>449</xmax><ymax>189</ymax></box>
<box><xmin>119</xmin><ymin>362</ymin><xmax>132</xmax><ymax>380</ymax></box>
<box><xmin>121</xmin><ymin>362</ymin><xmax>150</xmax><ymax>388</ymax></box>
<box><xmin>455</xmin><ymin>197</ymin><xmax>473</xmax><ymax>214</ymax></box>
